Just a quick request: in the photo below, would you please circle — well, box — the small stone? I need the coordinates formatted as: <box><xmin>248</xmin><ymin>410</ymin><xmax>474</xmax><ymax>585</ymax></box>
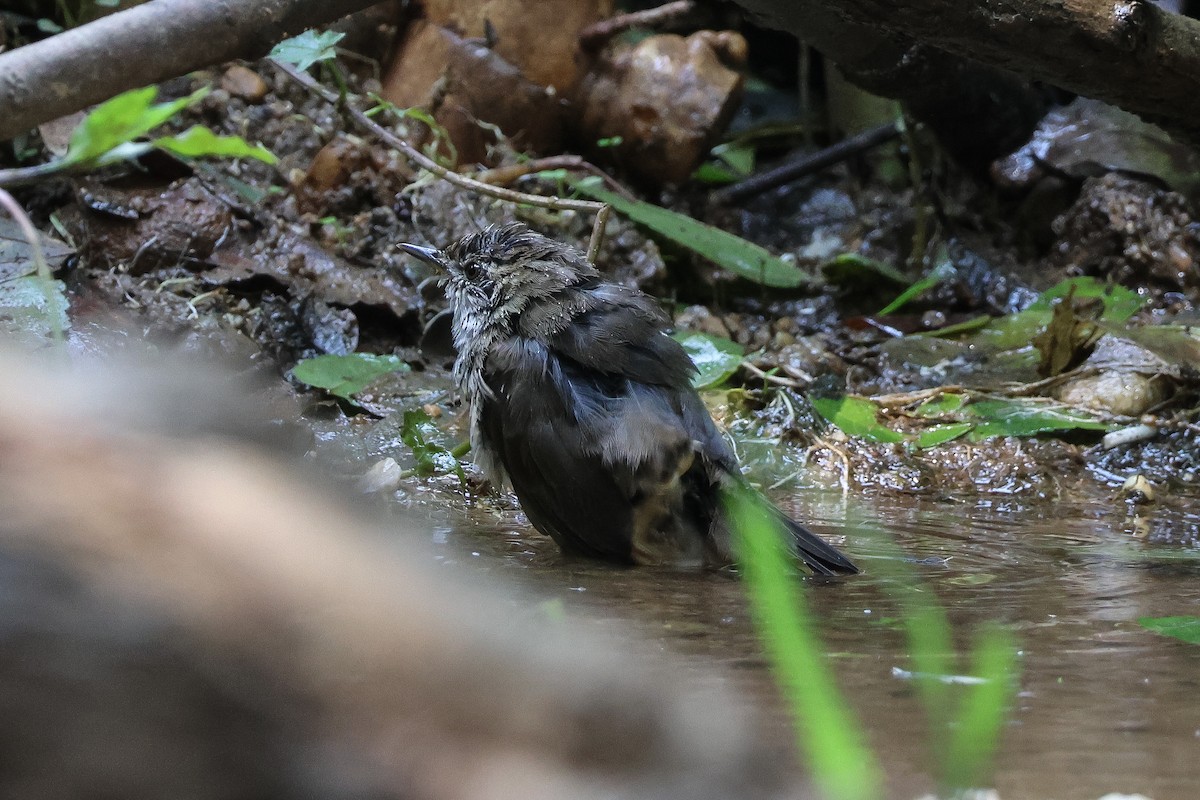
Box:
<box><xmin>359</xmin><ymin>457</ymin><xmax>403</xmax><ymax>494</ymax></box>
<box><xmin>221</xmin><ymin>65</ymin><xmax>269</xmax><ymax>103</ymax></box>
<box><xmin>1121</xmin><ymin>473</ymin><xmax>1155</xmax><ymax>504</ymax></box>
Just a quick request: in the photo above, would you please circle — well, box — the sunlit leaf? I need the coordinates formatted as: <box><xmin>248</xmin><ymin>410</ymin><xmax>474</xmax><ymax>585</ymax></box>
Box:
<box><xmin>672</xmin><ymin>330</ymin><xmax>743</xmax><ymax>388</ymax></box>
<box><xmin>970</xmin><ymin>277</ymin><xmax>1146</xmax><ymax>349</ymax></box>
<box><xmin>291</xmin><ymin>353</ymin><xmax>408</xmax><ymax>401</ymax></box>
<box><xmin>914</xmin><ymin>392</ymin><xmax>967</xmax><ymax>418</ymax></box>
<box><xmin>269</xmin><ymin>29</ymin><xmax>345</xmax><ymax>71</ymax></box>
<box><xmin>63</xmin><ymin>86</ymin><xmax>208</xmax><ymax>167</ymax></box>
<box><xmin>811</xmin><ymin>395</ymin><xmax>906</xmax><ymax>443</ymax></box>
<box><xmin>1139</xmin><ymin>616</ymin><xmax>1200</xmax><ymax>644</ymax></box>
<box><xmin>916</xmin><ymin>423</ymin><xmax>973</xmax><ymax>448</ymax></box>
<box><xmin>575</xmin><ymin>178</ymin><xmax>815</xmax><ymax>288</ymax></box>
<box><xmin>1031</xmin><ymin>286</ymin><xmax>1104</xmax><ymax>377</ymax></box>
<box><xmin>1029</xmin><ymin>277</ymin><xmax>1145</xmax><ymax>323</ymax></box>
<box><xmin>153</xmin><ymin>126</ymin><xmax>278</xmax><ymax>164</ymax></box>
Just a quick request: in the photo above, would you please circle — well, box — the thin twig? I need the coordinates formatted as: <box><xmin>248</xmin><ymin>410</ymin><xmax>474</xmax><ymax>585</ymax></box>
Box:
<box><xmin>586</xmin><ymin>205</ymin><xmax>612</xmax><ymax>264</ymax></box>
<box><xmin>741</xmin><ymin>360</ymin><xmax>806</xmax><ymax>390</ymax></box>
<box><xmin>579</xmin><ymin>1</ymin><xmax>696</xmax><ymax>49</ymax></box>
<box><xmin>270</xmin><ymin>58</ymin><xmax>614</xmax><ymax>261</ymax></box>
<box><xmin>871</xmin><ymin>385</ymin><xmax>966</xmax><ymax>409</ymax></box>
<box><xmin>712</xmin><ymin>121</ymin><xmax>900</xmax><ymax>205</ymax></box>
<box><xmin>473</xmin><ymin>155</ymin><xmax>635</xmax><ymax>199</ymax></box>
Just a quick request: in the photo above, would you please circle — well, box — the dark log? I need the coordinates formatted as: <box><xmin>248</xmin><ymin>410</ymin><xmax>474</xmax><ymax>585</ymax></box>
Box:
<box><xmin>732</xmin><ymin>0</ymin><xmax>1200</xmax><ymax>158</ymax></box>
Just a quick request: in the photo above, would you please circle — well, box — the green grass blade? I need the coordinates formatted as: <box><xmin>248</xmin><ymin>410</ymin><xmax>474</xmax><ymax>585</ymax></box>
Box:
<box><xmin>859</xmin><ymin>533</ymin><xmax>955</xmax><ymax>757</ymax></box>
<box><xmin>943</xmin><ymin>624</ymin><xmax>1020</xmax><ymax>793</ymax></box>
<box><xmin>727</xmin><ymin>486</ymin><xmax>883</xmax><ymax>800</ymax></box>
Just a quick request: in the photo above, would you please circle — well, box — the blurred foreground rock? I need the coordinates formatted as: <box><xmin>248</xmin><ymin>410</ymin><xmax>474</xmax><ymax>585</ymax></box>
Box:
<box><xmin>0</xmin><ymin>348</ymin><xmax>788</xmax><ymax>800</ymax></box>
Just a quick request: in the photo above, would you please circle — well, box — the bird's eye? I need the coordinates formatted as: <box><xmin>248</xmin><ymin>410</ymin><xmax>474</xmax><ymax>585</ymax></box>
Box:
<box><xmin>459</xmin><ymin>259</ymin><xmax>482</xmax><ymax>281</ymax></box>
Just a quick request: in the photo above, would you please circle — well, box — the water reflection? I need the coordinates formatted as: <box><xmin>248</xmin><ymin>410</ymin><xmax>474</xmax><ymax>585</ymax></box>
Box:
<box><xmin>438</xmin><ymin>485</ymin><xmax>1200</xmax><ymax>800</ymax></box>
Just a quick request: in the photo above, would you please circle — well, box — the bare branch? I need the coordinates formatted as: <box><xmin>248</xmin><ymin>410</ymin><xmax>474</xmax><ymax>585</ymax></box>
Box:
<box><xmin>0</xmin><ymin>0</ymin><xmax>379</xmax><ymax>142</ymax></box>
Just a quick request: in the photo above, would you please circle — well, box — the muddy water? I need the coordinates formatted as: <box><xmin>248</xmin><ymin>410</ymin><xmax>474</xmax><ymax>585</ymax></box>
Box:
<box><xmin>433</xmin><ymin>485</ymin><xmax>1200</xmax><ymax>800</ymax></box>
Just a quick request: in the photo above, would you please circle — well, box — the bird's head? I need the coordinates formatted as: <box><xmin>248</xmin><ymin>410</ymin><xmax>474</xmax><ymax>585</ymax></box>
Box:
<box><xmin>400</xmin><ymin>223</ymin><xmax>598</xmax><ymax>335</ymax></box>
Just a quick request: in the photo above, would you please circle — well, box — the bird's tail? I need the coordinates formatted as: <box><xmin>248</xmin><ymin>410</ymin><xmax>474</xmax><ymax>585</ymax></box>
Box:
<box><xmin>775</xmin><ymin>509</ymin><xmax>859</xmax><ymax>576</ymax></box>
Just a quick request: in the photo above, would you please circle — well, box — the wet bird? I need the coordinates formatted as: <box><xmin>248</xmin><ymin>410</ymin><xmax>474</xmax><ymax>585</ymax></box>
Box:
<box><xmin>401</xmin><ymin>223</ymin><xmax>857</xmax><ymax>574</ymax></box>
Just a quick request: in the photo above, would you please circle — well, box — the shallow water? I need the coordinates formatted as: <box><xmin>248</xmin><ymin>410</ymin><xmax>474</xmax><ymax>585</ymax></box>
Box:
<box><xmin>433</xmin><ymin>483</ymin><xmax>1200</xmax><ymax>800</ymax></box>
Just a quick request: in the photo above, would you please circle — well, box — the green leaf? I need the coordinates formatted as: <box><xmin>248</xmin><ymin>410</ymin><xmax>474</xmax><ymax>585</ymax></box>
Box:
<box><xmin>920</xmin><ymin>315</ymin><xmax>991</xmax><ymax>337</ymax></box>
<box><xmin>915</xmin><ymin>423</ymin><xmax>973</xmax><ymax>448</ymax></box>
<box><xmin>63</xmin><ymin>86</ymin><xmax>208</xmax><ymax>167</ymax></box>
<box><xmin>811</xmin><ymin>396</ymin><xmax>906</xmax><ymax>443</ymax></box>
<box><xmin>966</xmin><ymin>399</ymin><xmax>1111</xmax><ymax>440</ymax></box>
<box><xmin>1026</xmin><ymin>276</ymin><xmax>1145</xmax><ymax>324</ymax></box>
<box><xmin>0</xmin><ymin>274</ymin><xmax>69</xmax><ymax>343</ymax></box>
<box><xmin>692</xmin><ymin>141</ymin><xmax>756</xmax><ymax>184</ymax></box>
<box><xmin>152</xmin><ymin>126</ymin><xmax>278</xmax><ymax>164</ymax></box>
<box><xmin>821</xmin><ymin>252</ymin><xmax>908</xmax><ymax>287</ymax></box>
<box><xmin>724</xmin><ymin>485</ymin><xmax>883</xmax><ymax>800</ymax></box>
<box><xmin>400</xmin><ymin>409</ymin><xmax>467</xmax><ymax>482</ymax></box>
<box><xmin>914</xmin><ymin>392</ymin><xmax>967</xmax><ymax>418</ymax></box>
<box><xmin>269</xmin><ymin>29</ymin><xmax>345</xmax><ymax>71</ymax></box>
<box><xmin>691</xmin><ymin>162</ymin><xmax>741</xmax><ymax>185</ymax></box>
<box><xmin>291</xmin><ymin>353</ymin><xmax>408</xmax><ymax>401</ymax></box>
<box><xmin>672</xmin><ymin>331</ymin><xmax>744</xmax><ymax>389</ymax></box>
<box><xmin>574</xmin><ymin>178</ymin><xmax>815</xmax><ymax>288</ymax></box>
<box><xmin>1139</xmin><ymin>616</ymin><xmax>1200</xmax><ymax>644</ymax></box>
<box><xmin>965</xmin><ymin>277</ymin><xmax>1147</xmax><ymax>349</ymax></box>
<box><xmin>714</xmin><ymin>140</ymin><xmax>755</xmax><ymax>175</ymax></box>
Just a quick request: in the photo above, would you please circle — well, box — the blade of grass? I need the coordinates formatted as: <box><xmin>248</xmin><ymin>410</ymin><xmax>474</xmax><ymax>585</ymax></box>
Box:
<box><xmin>726</xmin><ymin>486</ymin><xmax>882</xmax><ymax>800</ymax></box>
<box><xmin>943</xmin><ymin>624</ymin><xmax>1020</xmax><ymax>793</ymax></box>
<box><xmin>862</xmin><ymin>528</ymin><xmax>1019</xmax><ymax>795</ymax></box>
<box><xmin>861</xmin><ymin>532</ymin><xmax>956</xmax><ymax>761</ymax></box>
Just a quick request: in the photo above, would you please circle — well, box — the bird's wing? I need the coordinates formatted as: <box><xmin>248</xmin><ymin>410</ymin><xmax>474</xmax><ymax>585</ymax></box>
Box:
<box><xmin>543</xmin><ymin>284</ymin><xmax>739</xmax><ymax>470</ymax></box>
<box><xmin>480</xmin><ymin>335</ymin><xmax>708</xmax><ymax>563</ymax></box>
<box><xmin>540</xmin><ymin>283</ymin><xmax>697</xmax><ymax>389</ymax></box>
<box><xmin>543</xmin><ymin>287</ymin><xmax>857</xmax><ymax>573</ymax></box>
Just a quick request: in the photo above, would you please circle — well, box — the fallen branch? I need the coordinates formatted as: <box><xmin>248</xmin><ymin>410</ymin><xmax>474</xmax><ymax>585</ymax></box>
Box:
<box><xmin>732</xmin><ymin>0</ymin><xmax>1200</xmax><ymax>150</ymax></box>
<box><xmin>0</xmin><ymin>0</ymin><xmax>378</xmax><ymax>142</ymax></box>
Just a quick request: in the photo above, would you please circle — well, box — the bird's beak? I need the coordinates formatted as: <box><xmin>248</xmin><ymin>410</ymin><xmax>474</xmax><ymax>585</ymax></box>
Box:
<box><xmin>399</xmin><ymin>243</ymin><xmax>447</xmax><ymax>271</ymax></box>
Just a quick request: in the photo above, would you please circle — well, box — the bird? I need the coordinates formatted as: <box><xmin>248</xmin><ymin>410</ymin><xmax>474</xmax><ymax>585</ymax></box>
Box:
<box><xmin>400</xmin><ymin>223</ymin><xmax>858</xmax><ymax>575</ymax></box>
